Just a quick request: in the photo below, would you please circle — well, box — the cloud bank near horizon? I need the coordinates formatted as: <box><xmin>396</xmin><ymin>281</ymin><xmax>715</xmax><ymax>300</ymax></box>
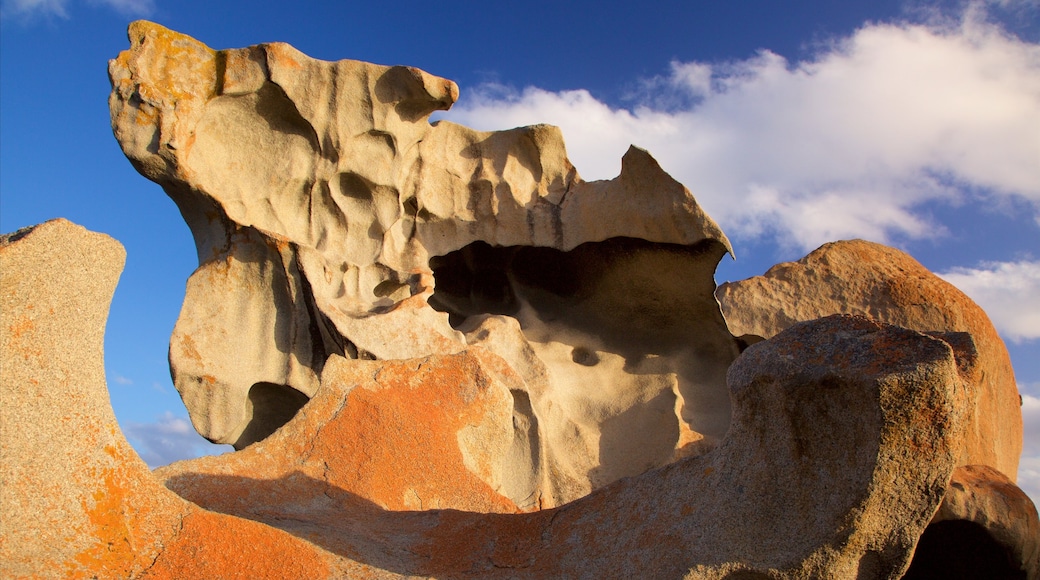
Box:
<box><xmin>443</xmin><ymin>6</ymin><xmax>1040</xmax><ymax>254</ymax></box>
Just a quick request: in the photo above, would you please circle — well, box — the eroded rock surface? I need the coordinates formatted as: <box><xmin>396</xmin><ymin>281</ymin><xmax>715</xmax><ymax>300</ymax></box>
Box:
<box><xmin>75</xmin><ymin>20</ymin><xmax>1039</xmax><ymax>578</ymax></box>
<box><xmin>109</xmin><ymin>20</ymin><xmax>738</xmax><ymax>506</ymax></box>
<box><xmin>716</xmin><ymin>239</ymin><xmax>1024</xmax><ymax>480</ymax></box>
<box><xmin>4</xmin><ymin>218</ymin><xmax>1000</xmax><ymax>579</ymax></box>
<box><xmin>177</xmin><ymin>314</ymin><xmax>1017</xmax><ymax>578</ymax></box>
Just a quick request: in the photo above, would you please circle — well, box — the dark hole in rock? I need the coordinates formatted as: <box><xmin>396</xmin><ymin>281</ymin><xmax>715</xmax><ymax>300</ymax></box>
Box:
<box><xmin>902</xmin><ymin>520</ymin><xmax>1026</xmax><ymax>580</ymax></box>
<box><xmin>428</xmin><ymin>236</ymin><xmax>731</xmax><ymax>355</ymax></box>
<box><xmin>571</xmin><ymin>346</ymin><xmax>599</xmax><ymax>366</ymax></box>
<box><xmin>234</xmin><ymin>382</ymin><xmax>311</xmax><ymax>449</ymax></box>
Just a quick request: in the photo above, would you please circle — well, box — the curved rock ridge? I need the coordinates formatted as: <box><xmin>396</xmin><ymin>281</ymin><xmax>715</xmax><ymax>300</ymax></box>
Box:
<box><xmin>716</xmin><ymin>239</ymin><xmax>1024</xmax><ymax>481</ymax></box>
<box><xmin>0</xmin><ymin>220</ymin><xmax>356</xmax><ymax>579</ymax></box>
<box><xmin>109</xmin><ymin>20</ymin><xmax>739</xmax><ymax>505</ymax></box>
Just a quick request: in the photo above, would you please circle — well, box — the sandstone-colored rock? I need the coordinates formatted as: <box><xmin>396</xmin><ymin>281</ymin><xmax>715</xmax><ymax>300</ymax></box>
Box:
<box><xmin>716</xmin><ymin>239</ymin><xmax>1023</xmax><ymax>479</ymax></box>
<box><xmin>903</xmin><ymin>464</ymin><xmax>1040</xmax><ymax>579</ymax></box>
<box><xmin>109</xmin><ymin>20</ymin><xmax>740</xmax><ymax>505</ymax></box>
<box><xmin>0</xmin><ymin>219</ymin><xmax>372</xmax><ymax>579</ymax></box>
<box><xmin>152</xmin><ymin>314</ymin><xmax>967</xmax><ymax>578</ymax></box>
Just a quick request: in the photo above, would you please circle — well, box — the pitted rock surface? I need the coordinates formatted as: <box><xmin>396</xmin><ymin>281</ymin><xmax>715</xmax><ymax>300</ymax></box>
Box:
<box><xmin>109</xmin><ymin>20</ymin><xmax>739</xmax><ymax>506</ymax></box>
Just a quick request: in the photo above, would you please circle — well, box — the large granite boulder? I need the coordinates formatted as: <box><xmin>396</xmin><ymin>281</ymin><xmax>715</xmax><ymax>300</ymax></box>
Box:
<box><xmin>717</xmin><ymin>239</ymin><xmax>1024</xmax><ymax>480</ymax></box>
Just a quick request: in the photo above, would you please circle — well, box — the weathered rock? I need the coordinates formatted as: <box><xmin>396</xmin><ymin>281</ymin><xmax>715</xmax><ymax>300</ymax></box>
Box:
<box><xmin>151</xmin><ymin>314</ymin><xmax>968</xmax><ymax>578</ymax></box>
<box><xmin>7</xmin><ymin>218</ymin><xmax>1031</xmax><ymax>579</ymax></box>
<box><xmin>716</xmin><ymin>239</ymin><xmax>1023</xmax><ymax>480</ymax></box>
<box><xmin>904</xmin><ymin>464</ymin><xmax>1040</xmax><ymax>579</ymax></box>
<box><xmin>0</xmin><ymin>220</ymin><xmax>370</xmax><ymax>579</ymax></box>
<box><xmin>109</xmin><ymin>20</ymin><xmax>740</xmax><ymax>505</ymax></box>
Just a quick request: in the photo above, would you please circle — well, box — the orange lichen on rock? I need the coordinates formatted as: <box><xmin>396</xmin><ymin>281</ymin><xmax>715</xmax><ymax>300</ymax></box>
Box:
<box><xmin>314</xmin><ymin>354</ymin><xmax>522</xmax><ymax>512</ymax></box>
<box><xmin>158</xmin><ymin>351</ymin><xmax>522</xmax><ymax>516</ymax></box>
<box><xmin>0</xmin><ymin>220</ymin><xmax>393</xmax><ymax>580</ymax></box>
<box><xmin>142</xmin><ymin>510</ymin><xmax>333</xmax><ymax>580</ymax></box>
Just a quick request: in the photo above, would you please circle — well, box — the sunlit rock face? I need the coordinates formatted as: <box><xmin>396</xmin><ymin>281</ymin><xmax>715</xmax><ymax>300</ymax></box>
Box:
<box><xmin>716</xmin><ymin>239</ymin><xmax>1024</xmax><ymax>481</ymax></box>
<box><xmin>109</xmin><ymin>20</ymin><xmax>739</xmax><ymax>507</ymax></box>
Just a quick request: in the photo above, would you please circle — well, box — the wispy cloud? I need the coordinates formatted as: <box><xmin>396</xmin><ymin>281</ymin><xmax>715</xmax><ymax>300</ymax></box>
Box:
<box><xmin>112</xmin><ymin>374</ymin><xmax>133</xmax><ymax>385</ymax></box>
<box><xmin>1</xmin><ymin>0</ymin><xmax>152</xmax><ymax>20</ymax></box>
<box><xmin>1</xmin><ymin>0</ymin><xmax>69</xmax><ymax>19</ymax></box>
<box><xmin>123</xmin><ymin>411</ymin><xmax>232</xmax><ymax>468</ymax></box>
<box><xmin>938</xmin><ymin>259</ymin><xmax>1040</xmax><ymax>342</ymax></box>
<box><xmin>443</xmin><ymin>4</ymin><xmax>1040</xmax><ymax>252</ymax></box>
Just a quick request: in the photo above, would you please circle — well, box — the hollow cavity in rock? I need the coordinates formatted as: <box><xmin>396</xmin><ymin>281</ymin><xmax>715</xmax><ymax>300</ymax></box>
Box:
<box><xmin>429</xmin><ymin>236</ymin><xmax>738</xmax><ymax>493</ymax></box>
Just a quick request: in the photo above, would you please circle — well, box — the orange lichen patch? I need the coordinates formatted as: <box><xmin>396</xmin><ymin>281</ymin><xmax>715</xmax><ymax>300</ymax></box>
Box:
<box><xmin>7</xmin><ymin>314</ymin><xmax>35</xmax><ymax>340</ymax></box>
<box><xmin>142</xmin><ymin>509</ymin><xmax>333</xmax><ymax>580</ymax></box>
<box><xmin>175</xmin><ymin>333</ymin><xmax>202</xmax><ymax>363</ymax></box>
<box><xmin>118</xmin><ymin>20</ymin><xmax>217</xmax><ymax>105</ymax></box>
<box><xmin>264</xmin><ymin>42</ymin><xmax>306</xmax><ymax>71</ymax></box>
<box><xmin>66</xmin><ymin>467</ymin><xmax>142</xmax><ymax>578</ymax></box>
<box><xmin>313</xmin><ymin>353</ymin><xmax>518</xmax><ymax>513</ymax></box>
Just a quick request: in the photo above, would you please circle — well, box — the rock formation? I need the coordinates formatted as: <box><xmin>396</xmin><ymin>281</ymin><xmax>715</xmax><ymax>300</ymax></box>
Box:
<box><xmin>716</xmin><ymin>239</ymin><xmax>1024</xmax><ymax>479</ymax></box>
<box><xmin>109</xmin><ymin>20</ymin><xmax>739</xmax><ymax>507</ymax></box>
<box><xmin>1</xmin><ymin>19</ymin><xmax>1036</xmax><ymax>579</ymax></box>
<box><xmin>11</xmin><ymin>219</ymin><xmax>1035</xmax><ymax>578</ymax></box>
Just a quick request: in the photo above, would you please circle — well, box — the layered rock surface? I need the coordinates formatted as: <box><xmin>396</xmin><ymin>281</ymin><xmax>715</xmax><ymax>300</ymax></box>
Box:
<box><xmin>109</xmin><ymin>20</ymin><xmax>739</xmax><ymax>506</ymax></box>
<box><xmin>716</xmin><ymin>239</ymin><xmax>1024</xmax><ymax>480</ymax></box>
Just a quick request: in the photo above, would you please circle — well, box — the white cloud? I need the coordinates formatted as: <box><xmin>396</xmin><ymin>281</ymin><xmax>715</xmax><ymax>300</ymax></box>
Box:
<box><xmin>1</xmin><ymin>0</ymin><xmax>153</xmax><ymax>20</ymax></box>
<box><xmin>123</xmin><ymin>411</ymin><xmax>231</xmax><ymax>468</ymax></box>
<box><xmin>112</xmin><ymin>374</ymin><xmax>133</xmax><ymax>385</ymax></box>
<box><xmin>1017</xmin><ymin>392</ymin><xmax>1040</xmax><ymax>507</ymax></box>
<box><xmin>443</xmin><ymin>5</ymin><xmax>1040</xmax><ymax>251</ymax></box>
<box><xmin>1</xmin><ymin>0</ymin><xmax>69</xmax><ymax>19</ymax></box>
<box><xmin>938</xmin><ymin>259</ymin><xmax>1040</xmax><ymax>342</ymax></box>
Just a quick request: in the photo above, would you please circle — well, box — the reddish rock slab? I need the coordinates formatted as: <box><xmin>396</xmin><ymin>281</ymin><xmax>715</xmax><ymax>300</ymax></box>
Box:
<box><xmin>157</xmin><ymin>351</ymin><xmax>525</xmax><ymax>515</ymax></box>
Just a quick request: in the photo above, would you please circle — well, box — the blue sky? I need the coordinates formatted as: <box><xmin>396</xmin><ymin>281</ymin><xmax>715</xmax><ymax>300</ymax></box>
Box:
<box><xmin>2</xmin><ymin>0</ymin><xmax>1038</xmax><ymax>503</ymax></box>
